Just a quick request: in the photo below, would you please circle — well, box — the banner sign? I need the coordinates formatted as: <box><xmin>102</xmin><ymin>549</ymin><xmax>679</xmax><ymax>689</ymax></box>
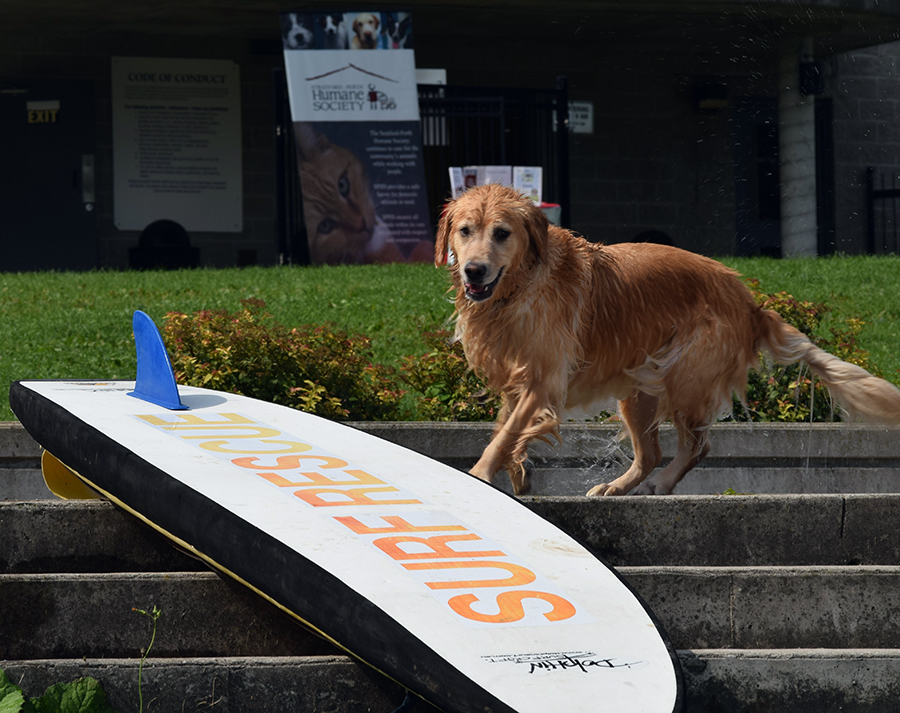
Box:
<box><xmin>281</xmin><ymin>11</ymin><xmax>433</xmax><ymax>265</ymax></box>
<box><xmin>111</xmin><ymin>56</ymin><xmax>243</xmax><ymax>233</ymax></box>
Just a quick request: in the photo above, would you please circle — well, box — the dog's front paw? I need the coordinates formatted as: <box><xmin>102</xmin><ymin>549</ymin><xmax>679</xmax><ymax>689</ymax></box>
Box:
<box><xmin>586</xmin><ymin>482</ymin><xmax>623</xmax><ymax>497</ymax></box>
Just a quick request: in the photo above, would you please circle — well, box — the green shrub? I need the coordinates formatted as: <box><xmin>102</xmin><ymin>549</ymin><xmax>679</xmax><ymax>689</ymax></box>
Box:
<box><xmin>0</xmin><ymin>666</ymin><xmax>119</xmax><ymax>713</ymax></box>
<box><xmin>162</xmin><ymin>299</ymin><xmax>405</xmax><ymax>421</ymax></box>
<box><xmin>160</xmin><ymin>287</ymin><xmax>881</xmax><ymax>425</ymax></box>
<box><xmin>401</xmin><ymin>329</ymin><xmax>500</xmax><ymax>421</ymax></box>
<box><xmin>731</xmin><ymin>279</ymin><xmax>881</xmax><ymax>422</ymax></box>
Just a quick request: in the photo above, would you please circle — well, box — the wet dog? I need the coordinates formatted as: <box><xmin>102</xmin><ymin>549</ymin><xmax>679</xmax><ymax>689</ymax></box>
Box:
<box><xmin>435</xmin><ymin>184</ymin><xmax>900</xmax><ymax>496</ymax></box>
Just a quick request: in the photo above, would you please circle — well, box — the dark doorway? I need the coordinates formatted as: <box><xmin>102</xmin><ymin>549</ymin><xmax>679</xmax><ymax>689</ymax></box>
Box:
<box><xmin>734</xmin><ymin>96</ymin><xmax>835</xmax><ymax>257</ymax></box>
<box><xmin>0</xmin><ymin>79</ymin><xmax>97</xmax><ymax>272</ymax></box>
<box><xmin>815</xmin><ymin>97</ymin><xmax>835</xmax><ymax>256</ymax></box>
<box><xmin>734</xmin><ymin>98</ymin><xmax>781</xmax><ymax>257</ymax></box>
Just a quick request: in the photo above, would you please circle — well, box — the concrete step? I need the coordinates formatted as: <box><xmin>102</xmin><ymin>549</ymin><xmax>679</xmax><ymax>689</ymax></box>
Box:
<box><xmin>6</xmin><ymin>420</ymin><xmax>900</xmax><ymax>497</ymax></box>
<box><xmin>6</xmin><ymin>421</ymin><xmax>900</xmax><ymax>711</ymax></box>
<box><xmin>0</xmin><ymin>656</ymin><xmax>440</xmax><ymax>713</ymax></box>
<box><xmin>3</xmin><ymin>566</ymin><xmax>899</xmax><ymax>656</ymax></box>
<box><xmin>4</xmin><ymin>495</ymin><xmax>899</xmax><ymax>571</ymax></box>
<box><xmin>357</xmin><ymin>421</ymin><xmax>900</xmax><ymax>495</ymax></box>
<box><xmin>3</xmin><ymin>651</ymin><xmax>900</xmax><ymax>713</ymax></box>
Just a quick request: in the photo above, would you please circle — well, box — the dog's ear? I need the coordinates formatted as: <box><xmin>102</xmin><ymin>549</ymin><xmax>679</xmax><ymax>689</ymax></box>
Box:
<box><xmin>434</xmin><ymin>201</ymin><xmax>453</xmax><ymax>266</ymax></box>
<box><xmin>522</xmin><ymin>201</ymin><xmax>550</xmax><ymax>262</ymax></box>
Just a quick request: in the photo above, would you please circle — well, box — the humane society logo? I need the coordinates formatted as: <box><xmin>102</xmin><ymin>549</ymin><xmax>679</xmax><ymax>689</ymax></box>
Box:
<box><xmin>306</xmin><ymin>64</ymin><xmax>400</xmax><ymax>115</ymax></box>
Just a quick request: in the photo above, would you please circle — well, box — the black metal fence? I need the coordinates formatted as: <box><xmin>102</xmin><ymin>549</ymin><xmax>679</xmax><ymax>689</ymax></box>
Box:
<box><xmin>273</xmin><ymin>69</ymin><xmax>570</xmax><ymax>264</ymax></box>
<box><xmin>866</xmin><ymin>166</ymin><xmax>900</xmax><ymax>254</ymax></box>
<box><xmin>417</xmin><ymin>77</ymin><xmax>570</xmax><ymax>228</ymax></box>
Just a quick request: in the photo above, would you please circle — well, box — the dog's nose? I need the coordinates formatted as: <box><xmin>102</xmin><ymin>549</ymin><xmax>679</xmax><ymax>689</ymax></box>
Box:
<box><xmin>464</xmin><ymin>262</ymin><xmax>488</xmax><ymax>283</ymax></box>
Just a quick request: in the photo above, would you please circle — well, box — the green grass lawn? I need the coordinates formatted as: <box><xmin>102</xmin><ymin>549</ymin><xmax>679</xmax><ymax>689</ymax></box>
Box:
<box><xmin>2</xmin><ymin>255</ymin><xmax>899</xmax><ymax>422</ymax></box>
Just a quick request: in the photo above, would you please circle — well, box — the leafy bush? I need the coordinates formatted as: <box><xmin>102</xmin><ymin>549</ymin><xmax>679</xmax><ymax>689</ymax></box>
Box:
<box><xmin>401</xmin><ymin>329</ymin><xmax>500</xmax><ymax>421</ymax></box>
<box><xmin>0</xmin><ymin>667</ymin><xmax>119</xmax><ymax>713</ymax></box>
<box><xmin>731</xmin><ymin>279</ymin><xmax>882</xmax><ymax>422</ymax></box>
<box><xmin>162</xmin><ymin>299</ymin><xmax>405</xmax><ymax>421</ymax></box>
<box><xmin>160</xmin><ymin>286</ymin><xmax>882</xmax><ymax>425</ymax></box>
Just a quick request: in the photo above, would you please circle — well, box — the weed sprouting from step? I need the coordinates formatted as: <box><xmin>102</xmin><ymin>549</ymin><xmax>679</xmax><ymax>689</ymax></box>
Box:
<box><xmin>132</xmin><ymin>605</ymin><xmax>162</xmax><ymax>713</ymax></box>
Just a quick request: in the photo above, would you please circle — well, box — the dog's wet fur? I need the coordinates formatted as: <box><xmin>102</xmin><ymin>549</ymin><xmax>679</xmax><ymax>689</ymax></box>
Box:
<box><xmin>436</xmin><ymin>184</ymin><xmax>900</xmax><ymax>496</ymax></box>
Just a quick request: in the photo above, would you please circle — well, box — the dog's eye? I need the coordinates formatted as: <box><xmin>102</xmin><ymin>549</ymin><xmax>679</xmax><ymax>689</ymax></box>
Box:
<box><xmin>493</xmin><ymin>227</ymin><xmax>510</xmax><ymax>241</ymax></box>
<box><xmin>458</xmin><ymin>226</ymin><xmax>470</xmax><ymax>237</ymax></box>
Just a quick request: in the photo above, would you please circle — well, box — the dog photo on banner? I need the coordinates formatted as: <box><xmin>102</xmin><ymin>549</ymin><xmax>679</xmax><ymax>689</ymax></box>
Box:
<box><xmin>281</xmin><ymin>10</ymin><xmax>433</xmax><ymax>265</ymax></box>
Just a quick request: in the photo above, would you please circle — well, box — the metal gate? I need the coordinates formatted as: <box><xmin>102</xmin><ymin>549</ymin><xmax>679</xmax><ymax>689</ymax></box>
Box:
<box><xmin>417</xmin><ymin>77</ymin><xmax>570</xmax><ymax>229</ymax></box>
<box><xmin>866</xmin><ymin>167</ymin><xmax>900</xmax><ymax>254</ymax></box>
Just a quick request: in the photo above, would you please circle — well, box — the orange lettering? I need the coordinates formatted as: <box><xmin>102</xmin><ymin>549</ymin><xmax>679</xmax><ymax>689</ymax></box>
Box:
<box><xmin>199</xmin><ymin>439</ymin><xmax>312</xmax><ymax>454</ymax></box>
<box><xmin>294</xmin><ymin>486</ymin><xmax>421</xmax><ymax>507</ymax></box>
<box><xmin>335</xmin><ymin>515</ymin><xmax>467</xmax><ymax>535</ymax></box>
<box><xmin>403</xmin><ymin>560</ymin><xmax>536</xmax><ymax>589</ymax></box>
<box><xmin>373</xmin><ymin>534</ymin><xmax>504</xmax><ymax>560</ymax></box>
<box><xmin>448</xmin><ymin>590</ymin><xmax>577</xmax><ymax>623</ymax></box>
<box><xmin>232</xmin><ymin>455</ymin><xmax>347</xmax><ymax>470</ymax></box>
<box><xmin>260</xmin><ymin>468</ymin><xmax>384</xmax><ymax>487</ymax></box>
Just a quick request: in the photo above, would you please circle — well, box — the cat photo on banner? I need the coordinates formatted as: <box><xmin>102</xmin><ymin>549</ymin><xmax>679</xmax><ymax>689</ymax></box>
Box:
<box><xmin>296</xmin><ymin>122</ymin><xmax>402</xmax><ymax>264</ymax></box>
<box><xmin>281</xmin><ymin>9</ymin><xmax>433</xmax><ymax>265</ymax></box>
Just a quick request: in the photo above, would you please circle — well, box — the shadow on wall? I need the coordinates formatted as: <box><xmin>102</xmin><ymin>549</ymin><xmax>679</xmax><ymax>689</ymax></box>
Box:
<box><xmin>129</xmin><ymin>220</ymin><xmax>200</xmax><ymax>270</ymax></box>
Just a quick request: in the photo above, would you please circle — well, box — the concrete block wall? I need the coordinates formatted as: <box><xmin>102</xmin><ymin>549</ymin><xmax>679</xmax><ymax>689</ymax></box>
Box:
<box><xmin>0</xmin><ymin>32</ymin><xmax>282</xmax><ymax>268</ymax></box>
<box><xmin>831</xmin><ymin>40</ymin><xmax>900</xmax><ymax>254</ymax></box>
<box><xmin>2</xmin><ymin>13</ymin><xmax>897</xmax><ymax>267</ymax></box>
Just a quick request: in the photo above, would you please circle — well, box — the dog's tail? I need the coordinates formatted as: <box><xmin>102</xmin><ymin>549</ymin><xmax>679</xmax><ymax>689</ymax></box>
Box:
<box><xmin>758</xmin><ymin>310</ymin><xmax>900</xmax><ymax>422</ymax></box>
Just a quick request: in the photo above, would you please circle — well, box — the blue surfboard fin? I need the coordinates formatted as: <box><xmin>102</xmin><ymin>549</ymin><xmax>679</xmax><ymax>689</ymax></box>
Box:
<box><xmin>127</xmin><ymin>310</ymin><xmax>188</xmax><ymax>410</ymax></box>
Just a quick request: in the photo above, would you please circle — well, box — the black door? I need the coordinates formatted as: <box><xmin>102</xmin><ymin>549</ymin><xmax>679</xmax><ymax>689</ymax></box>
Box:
<box><xmin>0</xmin><ymin>79</ymin><xmax>97</xmax><ymax>272</ymax></box>
<box><xmin>734</xmin><ymin>98</ymin><xmax>781</xmax><ymax>257</ymax></box>
<box><xmin>734</xmin><ymin>96</ymin><xmax>835</xmax><ymax>257</ymax></box>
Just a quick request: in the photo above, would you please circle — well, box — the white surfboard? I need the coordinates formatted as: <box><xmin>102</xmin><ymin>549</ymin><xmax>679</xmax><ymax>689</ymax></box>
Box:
<box><xmin>9</xmin><ymin>314</ymin><xmax>682</xmax><ymax>713</ymax></box>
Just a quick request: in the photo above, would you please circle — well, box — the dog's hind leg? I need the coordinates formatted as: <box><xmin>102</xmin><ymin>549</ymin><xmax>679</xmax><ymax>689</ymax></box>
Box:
<box><xmin>587</xmin><ymin>390</ymin><xmax>662</xmax><ymax>496</ymax></box>
<box><xmin>634</xmin><ymin>417</ymin><xmax>711</xmax><ymax>495</ymax></box>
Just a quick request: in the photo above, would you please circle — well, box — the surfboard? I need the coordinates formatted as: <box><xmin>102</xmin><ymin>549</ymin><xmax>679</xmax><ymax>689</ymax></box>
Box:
<box><xmin>9</xmin><ymin>312</ymin><xmax>683</xmax><ymax>713</ymax></box>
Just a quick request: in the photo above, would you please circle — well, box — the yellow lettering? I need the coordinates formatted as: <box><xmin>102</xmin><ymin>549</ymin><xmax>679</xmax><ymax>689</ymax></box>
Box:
<box><xmin>177</xmin><ymin>426</ymin><xmax>282</xmax><ymax>440</ymax></box>
<box><xmin>138</xmin><ymin>413</ymin><xmax>255</xmax><ymax>427</ymax></box>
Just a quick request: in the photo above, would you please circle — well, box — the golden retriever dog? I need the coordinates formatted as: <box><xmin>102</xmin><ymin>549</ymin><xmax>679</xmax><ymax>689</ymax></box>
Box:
<box><xmin>435</xmin><ymin>184</ymin><xmax>900</xmax><ymax>496</ymax></box>
<box><xmin>351</xmin><ymin>12</ymin><xmax>380</xmax><ymax>49</ymax></box>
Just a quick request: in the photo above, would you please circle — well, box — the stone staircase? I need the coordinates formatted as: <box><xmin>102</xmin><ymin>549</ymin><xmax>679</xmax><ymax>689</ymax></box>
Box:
<box><xmin>3</xmin><ymin>421</ymin><xmax>900</xmax><ymax>712</ymax></box>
